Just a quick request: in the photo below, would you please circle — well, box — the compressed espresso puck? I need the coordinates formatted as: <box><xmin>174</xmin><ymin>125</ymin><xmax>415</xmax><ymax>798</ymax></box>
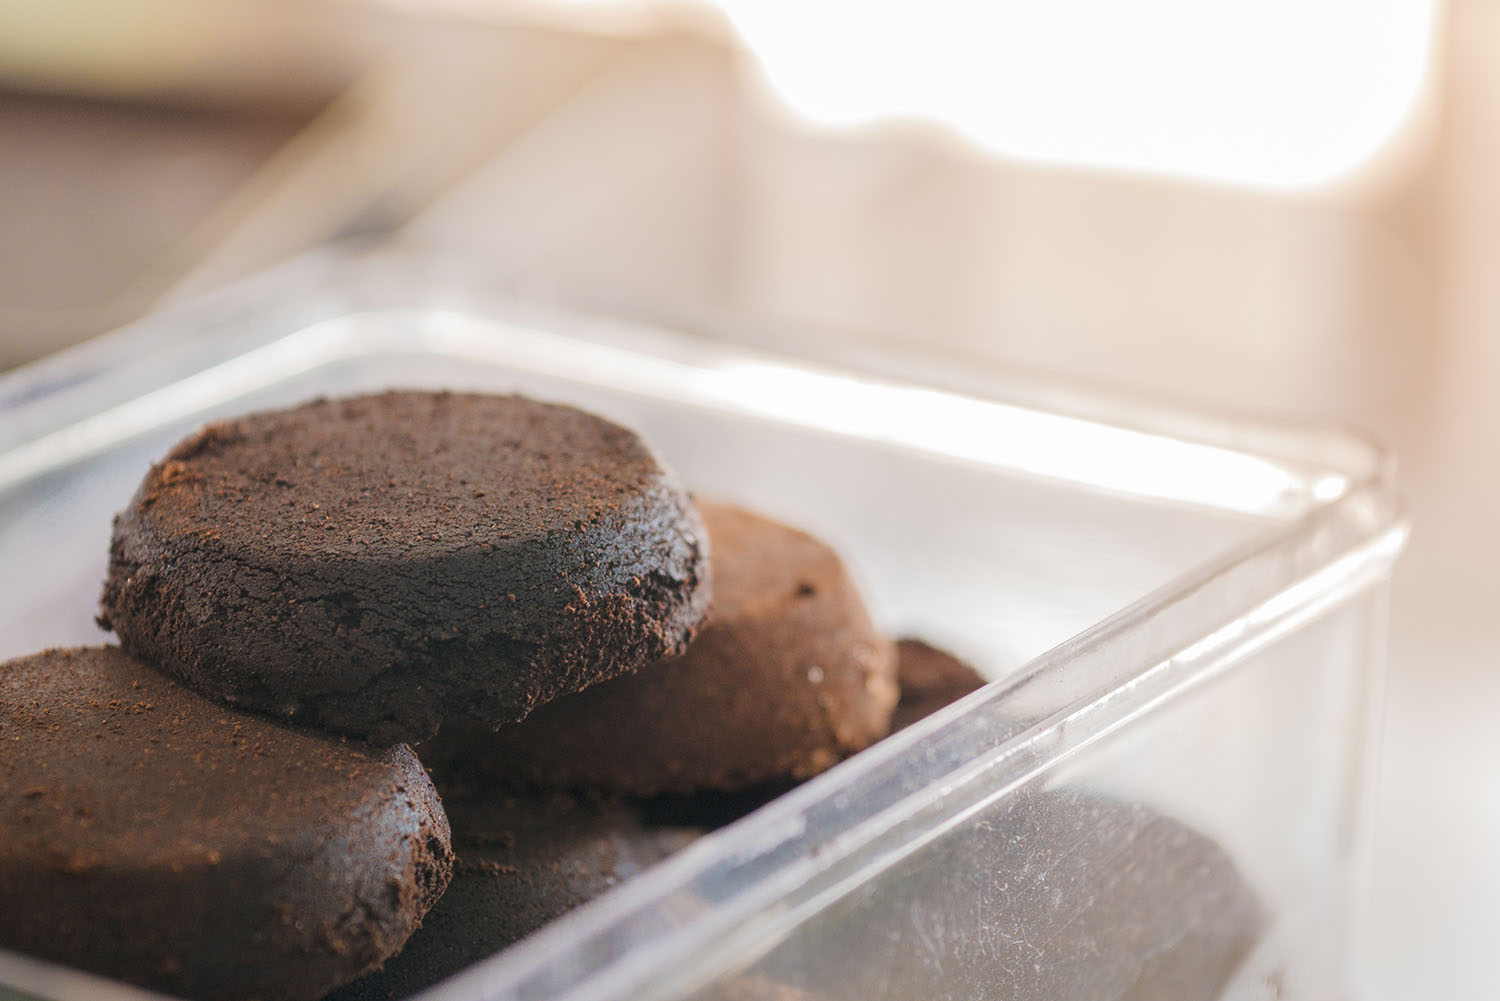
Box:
<box><xmin>329</xmin><ymin>789</ymin><xmax>703</xmax><ymax>1001</ymax></box>
<box><xmin>889</xmin><ymin>638</ymin><xmax>988</xmax><ymax>732</ymax></box>
<box><xmin>0</xmin><ymin>646</ymin><xmax>453</xmax><ymax>1001</ymax></box>
<box><xmin>98</xmin><ymin>391</ymin><xmax>710</xmax><ymax>744</ymax></box>
<box><xmin>763</xmin><ymin>786</ymin><xmax>1265</xmax><ymax>1001</ymax></box>
<box><xmin>424</xmin><ymin>502</ymin><xmax>898</xmax><ymax>795</ymax></box>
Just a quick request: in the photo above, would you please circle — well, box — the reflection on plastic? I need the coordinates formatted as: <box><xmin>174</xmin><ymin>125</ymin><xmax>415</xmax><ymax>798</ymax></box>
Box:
<box><xmin>697</xmin><ymin>786</ymin><xmax>1266</xmax><ymax>1001</ymax></box>
<box><xmin>0</xmin><ymin>309</ymin><xmax>1338</xmax><ymax>518</ymax></box>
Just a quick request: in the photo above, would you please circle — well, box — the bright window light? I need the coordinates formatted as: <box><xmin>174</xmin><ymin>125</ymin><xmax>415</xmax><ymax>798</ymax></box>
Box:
<box><xmin>711</xmin><ymin>0</ymin><xmax>1438</xmax><ymax>190</ymax></box>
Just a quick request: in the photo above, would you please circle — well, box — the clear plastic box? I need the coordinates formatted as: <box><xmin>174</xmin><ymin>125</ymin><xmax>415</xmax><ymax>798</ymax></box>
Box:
<box><xmin>0</xmin><ymin>248</ymin><xmax>1406</xmax><ymax>1001</ymax></box>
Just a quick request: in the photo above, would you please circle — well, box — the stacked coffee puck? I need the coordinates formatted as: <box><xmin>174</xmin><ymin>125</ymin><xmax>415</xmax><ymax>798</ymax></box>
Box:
<box><xmin>0</xmin><ymin>391</ymin><xmax>912</xmax><ymax>1000</ymax></box>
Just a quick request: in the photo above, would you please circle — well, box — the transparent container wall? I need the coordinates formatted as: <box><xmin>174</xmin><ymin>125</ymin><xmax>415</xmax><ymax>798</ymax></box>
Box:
<box><xmin>676</xmin><ymin>587</ymin><xmax>1386</xmax><ymax>1001</ymax></box>
<box><xmin>0</xmin><ymin>343</ymin><xmax>1264</xmax><ymax>675</ymax></box>
<box><xmin>0</xmin><ymin>266</ymin><xmax>1404</xmax><ymax>1001</ymax></box>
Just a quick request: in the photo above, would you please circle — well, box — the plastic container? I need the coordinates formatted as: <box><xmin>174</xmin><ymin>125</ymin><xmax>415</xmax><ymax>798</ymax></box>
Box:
<box><xmin>0</xmin><ymin>248</ymin><xmax>1406</xmax><ymax>1001</ymax></box>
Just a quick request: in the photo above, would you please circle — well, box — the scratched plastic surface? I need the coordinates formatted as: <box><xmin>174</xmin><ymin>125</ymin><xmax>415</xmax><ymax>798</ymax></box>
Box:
<box><xmin>0</xmin><ymin>249</ymin><xmax>1405</xmax><ymax>1001</ymax></box>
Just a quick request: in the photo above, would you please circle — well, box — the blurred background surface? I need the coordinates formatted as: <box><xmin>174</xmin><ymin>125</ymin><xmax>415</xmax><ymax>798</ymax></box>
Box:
<box><xmin>0</xmin><ymin>1</ymin><xmax>1493</xmax><ymax>997</ymax></box>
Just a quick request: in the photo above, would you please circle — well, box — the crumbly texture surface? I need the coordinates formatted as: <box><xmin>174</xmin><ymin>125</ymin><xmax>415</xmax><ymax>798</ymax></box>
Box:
<box><xmin>0</xmin><ymin>646</ymin><xmax>453</xmax><ymax>1001</ymax></box>
<box><xmin>422</xmin><ymin>502</ymin><xmax>898</xmax><ymax>796</ymax></box>
<box><xmin>890</xmin><ymin>638</ymin><xmax>988</xmax><ymax>732</ymax></box>
<box><xmin>328</xmin><ymin>789</ymin><xmax>703</xmax><ymax>1001</ymax></box>
<box><xmin>99</xmin><ymin>391</ymin><xmax>710</xmax><ymax>745</ymax></box>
